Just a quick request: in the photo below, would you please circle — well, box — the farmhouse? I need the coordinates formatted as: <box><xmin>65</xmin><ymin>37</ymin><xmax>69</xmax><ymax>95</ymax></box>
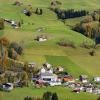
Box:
<box><xmin>79</xmin><ymin>75</ymin><xmax>88</xmax><ymax>83</ymax></box>
<box><xmin>23</xmin><ymin>8</ymin><xmax>32</xmax><ymax>16</ymax></box>
<box><xmin>4</xmin><ymin>19</ymin><xmax>19</xmax><ymax>28</ymax></box>
<box><xmin>58</xmin><ymin>75</ymin><xmax>75</xmax><ymax>83</ymax></box>
<box><xmin>1</xmin><ymin>83</ymin><xmax>13</xmax><ymax>92</ymax></box>
<box><xmin>86</xmin><ymin>87</ymin><xmax>93</xmax><ymax>93</ymax></box>
<box><xmin>39</xmin><ymin>63</ymin><xmax>59</xmax><ymax>83</ymax></box>
<box><xmin>92</xmin><ymin>88</ymin><xmax>100</xmax><ymax>94</ymax></box>
<box><xmin>40</xmin><ymin>72</ymin><xmax>58</xmax><ymax>83</ymax></box>
<box><xmin>54</xmin><ymin>66</ymin><xmax>64</xmax><ymax>73</ymax></box>
<box><xmin>35</xmin><ymin>35</ymin><xmax>48</xmax><ymax>42</ymax></box>
<box><xmin>43</xmin><ymin>62</ymin><xmax>52</xmax><ymax>69</ymax></box>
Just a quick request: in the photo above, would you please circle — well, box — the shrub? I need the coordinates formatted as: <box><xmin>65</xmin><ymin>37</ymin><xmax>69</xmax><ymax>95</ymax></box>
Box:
<box><xmin>84</xmin><ymin>15</ymin><xmax>93</xmax><ymax>23</ymax></box>
<box><xmin>52</xmin><ymin>93</ymin><xmax>58</xmax><ymax>100</ymax></box>
<box><xmin>57</xmin><ymin>39</ymin><xmax>76</xmax><ymax>48</ymax></box>
<box><xmin>35</xmin><ymin>8</ymin><xmax>43</xmax><ymax>15</ymax></box>
<box><xmin>9</xmin><ymin>42</ymin><xmax>23</xmax><ymax>55</ymax></box>
<box><xmin>56</xmin><ymin>1</ymin><xmax>62</xmax><ymax>5</ymax></box>
<box><xmin>24</xmin><ymin>96</ymin><xmax>42</xmax><ymax>100</ymax></box>
<box><xmin>80</xmin><ymin>40</ymin><xmax>95</xmax><ymax>49</ymax></box>
<box><xmin>8</xmin><ymin>48</ymin><xmax>18</xmax><ymax>60</ymax></box>
<box><xmin>24</xmin><ymin>96</ymin><xmax>32</xmax><ymax>100</ymax></box>
<box><xmin>97</xmin><ymin>96</ymin><xmax>100</xmax><ymax>100</ymax></box>
<box><xmin>42</xmin><ymin>91</ymin><xmax>52</xmax><ymax>100</ymax></box>
<box><xmin>92</xmin><ymin>13</ymin><xmax>100</xmax><ymax>21</ymax></box>
<box><xmin>89</xmin><ymin>50</ymin><xmax>95</xmax><ymax>56</ymax></box>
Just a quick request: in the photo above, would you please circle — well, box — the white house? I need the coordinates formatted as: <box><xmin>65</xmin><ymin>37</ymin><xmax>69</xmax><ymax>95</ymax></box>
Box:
<box><xmin>2</xmin><ymin>83</ymin><xmax>13</xmax><ymax>92</ymax></box>
<box><xmin>40</xmin><ymin>67</ymin><xmax>46</xmax><ymax>73</ymax></box>
<box><xmin>79</xmin><ymin>75</ymin><xmax>88</xmax><ymax>83</ymax></box>
<box><xmin>38</xmin><ymin>37</ymin><xmax>47</xmax><ymax>42</ymax></box>
<box><xmin>54</xmin><ymin>66</ymin><xmax>64</xmax><ymax>73</ymax></box>
<box><xmin>86</xmin><ymin>88</ymin><xmax>93</xmax><ymax>93</ymax></box>
<box><xmin>40</xmin><ymin>67</ymin><xmax>53</xmax><ymax>75</ymax></box>
<box><xmin>43</xmin><ymin>63</ymin><xmax>52</xmax><ymax>69</ymax></box>
<box><xmin>39</xmin><ymin>63</ymin><xmax>57</xmax><ymax>83</ymax></box>
<box><xmin>93</xmin><ymin>88</ymin><xmax>100</xmax><ymax>94</ymax></box>
<box><xmin>40</xmin><ymin>73</ymin><xmax>58</xmax><ymax>83</ymax></box>
<box><xmin>94</xmin><ymin>77</ymin><xmax>100</xmax><ymax>82</ymax></box>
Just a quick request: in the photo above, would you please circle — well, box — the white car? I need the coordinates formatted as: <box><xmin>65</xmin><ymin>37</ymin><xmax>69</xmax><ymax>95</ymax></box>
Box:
<box><xmin>2</xmin><ymin>83</ymin><xmax>13</xmax><ymax>92</ymax></box>
<box><xmin>49</xmin><ymin>81</ymin><xmax>62</xmax><ymax>86</ymax></box>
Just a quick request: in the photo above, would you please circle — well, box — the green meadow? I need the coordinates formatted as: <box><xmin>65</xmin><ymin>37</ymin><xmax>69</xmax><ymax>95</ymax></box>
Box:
<box><xmin>0</xmin><ymin>0</ymin><xmax>100</xmax><ymax>100</ymax></box>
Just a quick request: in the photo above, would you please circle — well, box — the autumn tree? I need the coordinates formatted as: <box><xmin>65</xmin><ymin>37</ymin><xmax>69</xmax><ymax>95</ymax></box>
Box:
<box><xmin>73</xmin><ymin>21</ymin><xmax>94</xmax><ymax>38</ymax></box>
<box><xmin>21</xmin><ymin>70</ymin><xmax>28</xmax><ymax>87</ymax></box>
<box><xmin>84</xmin><ymin>15</ymin><xmax>93</xmax><ymax>23</ymax></box>
<box><xmin>92</xmin><ymin>13</ymin><xmax>100</xmax><ymax>21</ymax></box>
<box><xmin>0</xmin><ymin>37</ymin><xmax>9</xmax><ymax>71</ymax></box>
<box><xmin>0</xmin><ymin>37</ymin><xmax>9</xmax><ymax>47</ymax></box>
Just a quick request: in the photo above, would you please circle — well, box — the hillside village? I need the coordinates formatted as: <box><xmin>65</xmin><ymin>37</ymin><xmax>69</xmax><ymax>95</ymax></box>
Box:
<box><xmin>0</xmin><ymin>0</ymin><xmax>100</xmax><ymax>100</ymax></box>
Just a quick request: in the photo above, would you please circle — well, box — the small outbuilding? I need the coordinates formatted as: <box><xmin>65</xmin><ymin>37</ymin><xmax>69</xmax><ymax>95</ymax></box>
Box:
<box><xmin>79</xmin><ymin>75</ymin><xmax>88</xmax><ymax>83</ymax></box>
<box><xmin>94</xmin><ymin>77</ymin><xmax>100</xmax><ymax>82</ymax></box>
<box><xmin>35</xmin><ymin>35</ymin><xmax>48</xmax><ymax>42</ymax></box>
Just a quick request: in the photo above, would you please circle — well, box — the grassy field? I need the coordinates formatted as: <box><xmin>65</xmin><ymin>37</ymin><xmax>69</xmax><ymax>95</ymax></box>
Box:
<box><xmin>0</xmin><ymin>86</ymin><xmax>98</xmax><ymax>100</ymax></box>
<box><xmin>0</xmin><ymin>0</ymin><xmax>100</xmax><ymax>100</ymax></box>
<box><xmin>46</xmin><ymin>55</ymin><xmax>90</xmax><ymax>77</ymax></box>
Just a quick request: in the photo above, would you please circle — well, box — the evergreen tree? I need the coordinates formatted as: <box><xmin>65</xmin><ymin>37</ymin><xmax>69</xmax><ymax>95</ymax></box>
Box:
<box><xmin>42</xmin><ymin>91</ymin><xmax>52</xmax><ymax>100</ymax></box>
<box><xmin>97</xmin><ymin>96</ymin><xmax>100</xmax><ymax>100</ymax></box>
<box><xmin>52</xmin><ymin>93</ymin><xmax>59</xmax><ymax>100</ymax></box>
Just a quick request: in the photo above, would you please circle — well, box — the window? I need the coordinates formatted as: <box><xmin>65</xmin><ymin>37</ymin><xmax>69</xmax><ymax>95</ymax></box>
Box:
<box><xmin>43</xmin><ymin>78</ymin><xmax>51</xmax><ymax>81</ymax></box>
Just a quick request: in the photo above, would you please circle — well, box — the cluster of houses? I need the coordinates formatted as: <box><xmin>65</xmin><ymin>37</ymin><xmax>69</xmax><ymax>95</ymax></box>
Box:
<box><xmin>30</xmin><ymin>62</ymin><xmax>100</xmax><ymax>95</ymax></box>
<box><xmin>0</xmin><ymin>62</ymin><xmax>100</xmax><ymax>95</ymax></box>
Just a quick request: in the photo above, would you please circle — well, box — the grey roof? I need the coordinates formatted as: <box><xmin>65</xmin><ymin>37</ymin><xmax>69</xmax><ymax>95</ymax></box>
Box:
<box><xmin>40</xmin><ymin>72</ymin><xmax>54</xmax><ymax>76</ymax></box>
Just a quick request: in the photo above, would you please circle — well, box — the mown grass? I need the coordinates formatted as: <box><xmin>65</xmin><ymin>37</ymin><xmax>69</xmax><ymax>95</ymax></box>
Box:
<box><xmin>0</xmin><ymin>0</ymin><xmax>100</xmax><ymax>100</ymax></box>
<box><xmin>0</xmin><ymin>30</ymin><xmax>4</xmax><ymax>36</ymax></box>
<box><xmin>45</xmin><ymin>55</ymin><xmax>90</xmax><ymax>77</ymax></box>
<box><xmin>0</xmin><ymin>86</ymin><xmax>98</xmax><ymax>100</ymax></box>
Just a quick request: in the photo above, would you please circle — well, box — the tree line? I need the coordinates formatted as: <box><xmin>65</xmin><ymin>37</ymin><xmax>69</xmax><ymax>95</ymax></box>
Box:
<box><xmin>53</xmin><ymin>8</ymin><xmax>88</xmax><ymax>19</ymax></box>
<box><xmin>0</xmin><ymin>37</ymin><xmax>23</xmax><ymax>71</ymax></box>
<box><xmin>72</xmin><ymin>10</ymin><xmax>100</xmax><ymax>44</ymax></box>
<box><xmin>24</xmin><ymin>91</ymin><xmax>59</xmax><ymax>100</ymax></box>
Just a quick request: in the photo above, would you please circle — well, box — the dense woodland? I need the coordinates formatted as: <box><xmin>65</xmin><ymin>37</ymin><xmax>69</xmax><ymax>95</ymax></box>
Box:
<box><xmin>53</xmin><ymin>8</ymin><xmax>88</xmax><ymax>19</ymax></box>
<box><xmin>73</xmin><ymin>10</ymin><xmax>100</xmax><ymax>44</ymax></box>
